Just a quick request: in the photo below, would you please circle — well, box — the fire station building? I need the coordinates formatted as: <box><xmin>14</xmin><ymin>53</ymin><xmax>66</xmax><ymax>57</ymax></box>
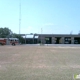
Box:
<box><xmin>21</xmin><ymin>34</ymin><xmax>80</xmax><ymax>44</ymax></box>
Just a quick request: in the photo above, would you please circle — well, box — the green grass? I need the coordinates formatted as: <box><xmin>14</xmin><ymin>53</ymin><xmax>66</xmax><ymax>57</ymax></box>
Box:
<box><xmin>0</xmin><ymin>45</ymin><xmax>80</xmax><ymax>80</ymax></box>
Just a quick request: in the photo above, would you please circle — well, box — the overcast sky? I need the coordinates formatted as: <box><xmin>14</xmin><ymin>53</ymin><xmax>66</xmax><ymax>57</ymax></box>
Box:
<box><xmin>0</xmin><ymin>0</ymin><xmax>80</xmax><ymax>34</ymax></box>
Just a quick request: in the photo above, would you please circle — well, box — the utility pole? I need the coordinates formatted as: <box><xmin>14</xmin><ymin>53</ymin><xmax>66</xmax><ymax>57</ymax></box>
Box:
<box><xmin>19</xmin><ymin>0</ymin><xmax>21</xmax><ymax>34</ymax></box>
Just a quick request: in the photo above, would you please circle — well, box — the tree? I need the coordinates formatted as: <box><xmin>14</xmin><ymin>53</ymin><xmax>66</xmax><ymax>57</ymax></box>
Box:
<box><xmin>0</xmin><ymin>27</ymin><xmax>13</xmax><ymax>38</ymax></box>
<box><xmin>12</xmin><ymin>33</ymin><xmax>25</xmax><ymax>44</ymax></box>
<box><xmin>0</xmin><ymin>27</ymin><xmax>25</xmax><ymax>44</ymax></box>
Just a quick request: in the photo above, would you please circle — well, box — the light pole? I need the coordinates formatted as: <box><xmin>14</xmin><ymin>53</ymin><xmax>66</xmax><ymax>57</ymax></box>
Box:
<box><xmin>19</xmin><ymin>0</ymin><xmax>21</xmax><ymax>34</ymax></box>
<box><xmin>25</xmin><ymin>34</ymin><xmax>26</xmax><ymax>44</ymax></box>
<box><xmin>41</xmin><ymin>28</ymin><xmax>43</xmax><ymax>44</ymax></box>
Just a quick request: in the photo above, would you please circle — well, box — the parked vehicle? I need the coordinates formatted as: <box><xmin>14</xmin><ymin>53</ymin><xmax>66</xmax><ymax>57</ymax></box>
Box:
<box><xmin>0</xmin><ymin>38</ymin><xmax>19</xmax><ymax>45</ymax></box>
<box><xmin>0</xmin><ymin>38</ymin><xmax>6</xmax><ymax>45</ymax></box>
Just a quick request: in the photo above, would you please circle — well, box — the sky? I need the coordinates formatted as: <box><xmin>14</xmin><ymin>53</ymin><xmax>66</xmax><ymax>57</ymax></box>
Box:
<box><xmin>0</xmin><ymin>0</ymin><xmax>80</xmax><ymax>34</ymax></box>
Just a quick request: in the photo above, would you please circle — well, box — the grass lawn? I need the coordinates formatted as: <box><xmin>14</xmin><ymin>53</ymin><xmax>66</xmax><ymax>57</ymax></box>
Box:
<box><xmin>0</xmin><ymin>45</ymin><xmax>80</xmax><ymax>80</ymax></box>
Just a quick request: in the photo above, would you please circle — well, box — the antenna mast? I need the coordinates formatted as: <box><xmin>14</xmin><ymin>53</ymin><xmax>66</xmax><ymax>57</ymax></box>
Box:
<box><xmin>19</xmin><ymin>0</ymin><xmax>21</xmax><ymax>34</ymax></box>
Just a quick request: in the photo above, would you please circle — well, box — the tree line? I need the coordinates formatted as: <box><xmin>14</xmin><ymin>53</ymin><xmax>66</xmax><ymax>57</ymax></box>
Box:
<box><xmin>0</xmin><ymin>27</ymin><xmax>25</xmax><ymax>44</ymax></box>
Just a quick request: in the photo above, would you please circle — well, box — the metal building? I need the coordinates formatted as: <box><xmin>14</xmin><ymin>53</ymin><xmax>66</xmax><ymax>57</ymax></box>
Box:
<box><xmin>20</xmin><ymin>34</ymin><xmax>80</xmax><ymax>44</ymax></box>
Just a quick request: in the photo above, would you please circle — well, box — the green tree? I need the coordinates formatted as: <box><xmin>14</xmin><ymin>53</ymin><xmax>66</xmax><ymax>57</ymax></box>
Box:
<box><xmin>0</xmin><ymin>27</ymin><xmax>13</xmax><ymax>38</ymax></box>
<box><xmin>13</xmin><ymin>33</ymin><xmax>25</xmax><ymax>44</ymax></box>
<box><xmin>0</xmin><ymin>27</ymin><xmax>25</xmax><ymax>44</ymax></box>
